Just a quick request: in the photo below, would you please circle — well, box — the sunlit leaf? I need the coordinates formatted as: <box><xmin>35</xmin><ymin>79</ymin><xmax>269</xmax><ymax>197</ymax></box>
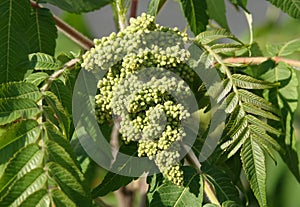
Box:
<box><xmin>149</xmin><ymin>166</ymin><xmax>203</xmax><ymax>207</ymax></box>
<box><xmin>28</xmin><ymin>53</ymin><xmax>62</xmax><ymax>71</ymax></box>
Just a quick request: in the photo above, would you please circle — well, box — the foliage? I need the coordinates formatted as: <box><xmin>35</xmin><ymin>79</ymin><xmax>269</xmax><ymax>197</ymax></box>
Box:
<box><xmin>0</xmin><ymin>0</ymin><xmax>299</xmax><ymax>207</ymax></box>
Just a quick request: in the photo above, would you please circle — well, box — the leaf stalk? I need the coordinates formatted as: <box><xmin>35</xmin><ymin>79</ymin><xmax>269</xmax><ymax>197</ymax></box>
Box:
<box><xmin>223</xmin><ymin>56</ymin><xmax>300</xmax><ymax>71</ymax></box>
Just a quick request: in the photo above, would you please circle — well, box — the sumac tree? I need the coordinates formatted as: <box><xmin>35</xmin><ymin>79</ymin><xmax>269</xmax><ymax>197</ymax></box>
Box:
<box><xmin>0</xmin><ymin>0</ymin><xmax>299</xmax><ymax>207</ymax></box>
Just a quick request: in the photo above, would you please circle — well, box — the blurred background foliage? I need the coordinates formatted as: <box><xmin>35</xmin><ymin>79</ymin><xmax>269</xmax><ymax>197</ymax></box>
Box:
<box><xmin>253</xmin><ymin>16</ymin><xmax>300</xmax><ymax>207</ymax></box>
<box><xmin>53</xmin><ymin>4</ymin><xmax>300</xmax><ymax>206</ymax></box>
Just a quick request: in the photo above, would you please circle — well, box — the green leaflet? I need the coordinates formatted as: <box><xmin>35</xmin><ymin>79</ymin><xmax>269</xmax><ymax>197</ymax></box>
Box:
<box><xmin>179</xmin><ymin>0</ymin><xmax>208</xmax><ymax>35</ymax></box>
<box><xmin>0</xmin><ymin>98</ymin><xmax>40</xmax><ymax>125</ymax></box>
<box><xmin>25</xmin><ymin>72</ymin><xmax>49</xmax><ymax>86</ymax></box>
<box><xmin>195</xmin><ymin>29</ymin><xmax>241</xmax><ymax>45</ymax></box>
<box><xmin>246</xmin><ymin>115</ymin><xmax>281</xmax><ymax>136</ymax></box>
<box><xmin>0</xmin><ymin>120</ymin><xmax>41</xmax><ymax>178</ymax></box>
<box><xmin>47</xmin><ymin>162</ymin><xmax>91</xmax><ymax>206</ymax></box>
<box><xmin>238</xmin><ymin>89</ymin><xmax>279</xmax><ymax>114</ymax></box>
<box><xmin>0</xmin><ymin>0</ymin><xmax>31</xmax><ymax>83</ymax></box>
<box><xmin>217</xmin><ymin>79</ymin><xmax>233</xmax><ymax>103</ymax></box>
<box><xmin>0</xmin><ymin>120</ymin><xmax>40</xmax><ymax>153</ymax></box>
<box><xmin>0</xmin><ymin>82</ymin><xmax>42</xmax><ymax>101</ymax></box>
<box><xmin>147</xmin><ymin>0</ymin><xmax>167</xmax><ymax>16</ymax></box>
<box><xmin>0</xmin><ymin>81</ymin><xmax>42</xmax><ymax>125</ymax></box>
<box><xmin>0</xmin><ymin>168</ymin><xmax>47</xmax><ymax>207</ymax></box>
<box><xmin>241</xmin><ymin>138</ymin><xmax>267</xmax><ymax>207</ymax></box>
<box><xmin>42</xmin><ymin>0</ymin><xmax>113</xmax><ymax>14</ymax></box>
<box><xmin>0</xmin><ymin>144</ymin><xmax>44</xmax><ymax>198</ymax></box>
<box><xmin>51</xmin><ymin>189</ymin><xmax>77</xmax><ymax>207</ymax></box>
<box><xmin>28</xmin><ymin>53</ymin><xmax>62</xmax><ymax>71</ymax></box>
<box><xmin>148</xmin><ymin>166</ymin><xmax>203</xmax><ymax>207</ymax></box>
<box><xmin>27</xmin><ymin>8</ymin><xmax>57</xmax><ymax>55</ymax></box>
<box><xmin>206</xmin><ymin>0</ymin><xmax>229</xmax><ymax>30</ymax></box>
<box><xmin>277</xmin><ymin>38</ymin><xmax>300</xmax><ymax>56</ymax></box>
<box><xmin>211</xmin><ymin>44</ymin><xmax>246</xmax><ymax>56</ymax></box>
<box><xmin>43</xmin><ymin>91</ymin><xmax>71</xmax><ymax>138</ymax></box>
<box><xmin>44</xmin><ymin>123</ymin><xmax>84</xmax><ymax>179</ymax></box>
<box><xmin>44</xmin><ymin>123</ymin><xmax>92</xmax><ymax>206</ymax></box>
<box><xmin>266</xmin><ymin>38</ymin><xmax>300</xmax><ymax>57</ymax></box>
<box><xmin>16</xmin><ymin>189</ymin><xmax>50</xmax><ymax>207</ymax></box>
<box><xmin>267</xmin><ymin>0</ymin><xmax>300</xmax><ymax>19</ymax></box>
<box><xmin>222</xmin><ymin>92</ymin><xmax>238</xmax><ymax>113</ymax></box>
<box><xmin>50</xmin><ymin>79</ymin><xmax>73</xmax><ymax>115</ymax></box>
<box><xmin>242</xmin><ymin>102</ymin><xmax>279</xmax><ymax>121</ymax></box>
<box><xmin>232</xmin><ymin>74</ymin><xmax>278</xmax><ymax>89</ymax></box>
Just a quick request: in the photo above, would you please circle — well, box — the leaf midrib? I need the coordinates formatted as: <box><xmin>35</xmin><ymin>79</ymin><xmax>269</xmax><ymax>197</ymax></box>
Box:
<box><xmin>6</xmin><ymin>0</ymin><xmax>13</xmax><ymax>82</ymax></box>
<box><xmin>34</xmin><ymin>9</ymin><xmax>43</xmax><ymax>52</ymax></box>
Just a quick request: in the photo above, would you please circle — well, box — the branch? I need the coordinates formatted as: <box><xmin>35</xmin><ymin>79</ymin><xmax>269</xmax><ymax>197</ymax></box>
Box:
<box><xmin>223</xmin><ymin>56</ymin><xmax>300</xmax><ymax>71</ymax></box>
<box><xmin>30</xmin><ymin>0</ymin><xmax>94</xmax><ymax>50</ymax></box>
<box><xmin>130</xmin><ymin>0</ymin><xmax>138</xmax><ymax>18</ymax></box>
<box><xmin>114</xmin><ymin>187</ymin><xmax>135</xmax><ymax>207</ymax></box>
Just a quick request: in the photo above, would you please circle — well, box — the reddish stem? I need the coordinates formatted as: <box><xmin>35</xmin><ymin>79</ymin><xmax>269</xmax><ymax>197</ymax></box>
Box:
<box><xmin>130</xmin><ymin>0</ymin><xmax>138</xmax><ymax>18</ymax></box>
<box><xmin>223</xmin><ymin>56</ymin><xmax>300</xmax><ymax>70</ymax></box>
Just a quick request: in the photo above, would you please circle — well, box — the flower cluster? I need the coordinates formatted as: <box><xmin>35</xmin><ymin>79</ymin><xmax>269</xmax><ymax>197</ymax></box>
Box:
<box><xmin>82</xmin><ymin>13</ymin><xmax>196</xmax><ymax>185</ymax></box>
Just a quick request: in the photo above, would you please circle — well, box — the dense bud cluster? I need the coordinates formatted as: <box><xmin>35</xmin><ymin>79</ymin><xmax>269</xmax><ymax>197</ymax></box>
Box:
<box><xmin>82</xmin><ymin>13</ymin><xmax>196</xmax><ymax>185</ymax></box>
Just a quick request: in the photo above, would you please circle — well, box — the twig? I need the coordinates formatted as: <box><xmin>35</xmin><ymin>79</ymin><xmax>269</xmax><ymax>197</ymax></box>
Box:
<box><xmin>40</xmin><ymin>58</ymin><xmax>80</xmax><ymax>93</ymax></box>
<box><xmin>130</xmin><ymin>0</ymin><xmax>138</xmax><ymax>18</ymax></box>
<box><xmin>222</xmin><ymin>56</ymin><xmax>300</xmax><ymax>71</ymax></box>
<box><xmin>116</xmin><ymin>0</ymin><xmax>129</xmax><ymax>31</ymax></box>
<box><xmin>137</xmin><ymin>177</ymin><xmax>148</xmax><ymax>207</ymax></box>
<box><xmin>30</xmin><ymin>0</ymin><xmax>94</xmax><ymax>50</ymax></box>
